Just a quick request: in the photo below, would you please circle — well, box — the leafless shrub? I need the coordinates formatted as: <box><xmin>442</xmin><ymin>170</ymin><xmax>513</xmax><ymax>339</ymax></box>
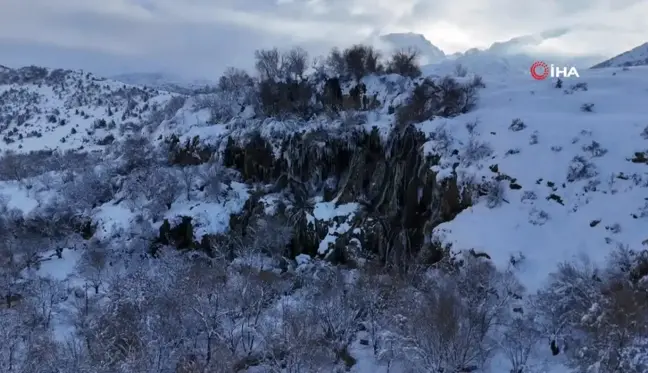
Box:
<box><xmin>122</xmin><ymin>167</ymin><xmax>181</xmax><ymax>218</ymax></box>
<box><xmin>384</xmin><ymin>257</ymin><xmax>522</xmax><ymax>373</ymax></box>
<box><xmin>326</xmin><ymin>45</ymin><xmax>383</xmax><ymax>81</ymax></box>
<box><xmin>28</xmin><ymin>277</ymin><xmax>67</xmax><ymax>328</ymax></box>
<box><xmin>326</xmin><ymin>48</ymin><xmax>346</xmax><ymax>78</ymax></box>
<box><xmin>454</xmin><ymin>63</ymin><xmax>468</xmax><ymax>77</ymax></box>
<box><xmin>0</xmin><ymin>150</ymin><xmax>29</xmax><ymax>181</ymax></box>
<box><xmin>77</xmin><ymin>241</ymin><xmax>109</xmax><ymax>294</ymax></box>
<box><xmin>208</xmin><ymin>67</ymin><xmax>257</xmax><ymax>121</ymax></box>
<box><xmin>567</xmin><ymin>155</ymin><xmax>597</xmax><ymax>182</ymax></box>
<box><xmin>499</xmin><ymin>314</ymin><xmax>542</xmax><ymax>373</ymax></box>
<box><xmin>470</xmin><ymin>74</ymin><xmax>486</xmax><ymax>88</ymax></box>
<box><xmin>484</xmin><ymin>180</ymin><xmax>507</xmax><ymax>208</ymax></box>
<box><xmin>437</xmin><ymin>76</ymin><xmax>478</xmax><ymax>116</ymax></box>
<box><xmin>115</xmin><ymin>135</ymin><xmax>162</xmax><ymax>174</ymax></box>
<box><xmin>386</xmin><ymin>48</ymin><xmax>422</xmax><ymax>78</ymax></box>
<box><xmin>258</xmin><ymin>79</ymin><xmax>315</xmax><ymax>119</ymax></box>
<box><xmin>509</xmin><ymin>118</ymin><xmax>526</xmax><ymax>132</ymax></box>
<box><xmin>262</xmin><ymin>300</ymin><xmax>336</xmax><ymax>373</ymax></box>
<box><xmin>582</xmin><ymin>140</ymin><xmax>608</xmax><ymax>158</ymax></box>
<box><xmin>255</xmin><ymin>48</ymin><xmax>282</xmax><ymax>81</ymax></box>
<box><xmin>61</xmin><ymin>167</ymin><xmax>116</xmax><ymax>212</ymax></box>
<box><xmin>198</xmin><ymin>160</ymin><xmax>227</xmax><ymax>201</ymax></box>
<box><xmin>535</xmin><ymin>248</ymin><xmax>648</xmax><ymax>373</ymax></box>
<box><xmin>178</xmin><ymin>166</ymin><xmax>200</xmax><ymax>202</ymax></box>
<box><xmin>463</xmin><ymin>122</ymin><xmax>494</xmax><ymax>165</ymax></box>
<box><xmin>308</xmin><ymin>269</ymin><xmax>362</xmax><ymax>348</ymax></box>
<box><xmin>640</xmin><ymin>125</ymin><xmax>648</xmax><ymax>140</ymax></box>
<box><xmin>282</xmin><ymin>47</ymin><xmax>309</xmax><ymax>81</ymax></box>
<box><xmin>339</xmin><ymin>111</ymin><xmax>368</xmax><ymax>127</ymax></box>
<box><xmin>396</xmin><ymin>76</ymin><xmax>480</xmax><ymax>126</ymax></box>
<box><xmin>581</xmin><ymin>103</ymin><xmax>595</xmax><ymax>112</ymax></box>
<box><xmin>242</xmin><ymin>216</ymin><xmax>294</xmax><ymax>261</ymax></box>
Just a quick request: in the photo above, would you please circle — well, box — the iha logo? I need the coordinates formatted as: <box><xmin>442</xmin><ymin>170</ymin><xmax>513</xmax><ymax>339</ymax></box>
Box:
<box><xmin>530</xmin><ymin>61</ymin><xmax>580</xmax><ymax>80</ymax></box>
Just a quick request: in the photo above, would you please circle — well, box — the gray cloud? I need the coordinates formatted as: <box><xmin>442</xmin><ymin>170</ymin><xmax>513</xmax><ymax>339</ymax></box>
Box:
<box><xmin>0</xmin><ymin>0</ymin><xmax>646</xmax><ymax>79</ymax></box>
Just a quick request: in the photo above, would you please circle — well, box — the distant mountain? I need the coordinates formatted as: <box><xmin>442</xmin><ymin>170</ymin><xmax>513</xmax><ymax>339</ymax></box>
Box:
<box><xmin>485</xmin><ymin>28</ymin><xmax>570</xmax><ymax>55</ymax></box>
<box><xmin>377</xmin><ymin>32</ymin><xmax>446</xmax><ymax>64</ymax></box>
<box><xmin>378</xmin><ymin>28</ymin><xmax>592</xmax><ymax>78</ymax></box>
<box><xmin>423</xmin><ymin>28</ymin><xmax>593</xmax><ymax>75</ymax></box>
<box><xmin>590</xmin><ymin>42</ymin><xmax>648</xmax><ymax>68</ymax></box>
<box><xmin>110</xmin><ymin>72</ymin><xmax>215</xmax><ymax>94</ymax></box>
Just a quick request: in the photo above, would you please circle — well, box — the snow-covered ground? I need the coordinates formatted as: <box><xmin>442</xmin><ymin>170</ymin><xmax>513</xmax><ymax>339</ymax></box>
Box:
<box><xmin>0</xmin><ymin>67</ymin><xmax>178</xmax><ymax>153</ymax></box>
<box><xmin>423</xmin><ymin>66</ymin><xmax>648</xmax><ymax>292</ymax></box>
<box><xmin>1</xmin><ymin>62</ymin><xmax>647</xmax><ymax>373</ymax></box>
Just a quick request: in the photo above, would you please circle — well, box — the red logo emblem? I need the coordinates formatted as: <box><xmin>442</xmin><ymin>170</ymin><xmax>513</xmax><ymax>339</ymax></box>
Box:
<box><xmin>530</xmin><ymin>61</ymin><xmax>549</xmax><ymax>80</ymax></box>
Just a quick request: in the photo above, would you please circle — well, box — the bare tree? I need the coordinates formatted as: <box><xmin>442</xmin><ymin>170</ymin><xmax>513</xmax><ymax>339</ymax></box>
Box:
<box><xmin>307</xmin><ymin>268</ymin><xmax>362</xmax><ymax>360</ymax></box>
<box><xmin>354</xmin><ymin>264</ymin><xmax>400</xmax><ymax>355</ymax></box>
<box><xmin>0</xmin><ymin>239</ymin><xmax>26</xmax><ymax>309</ymax></box>
<box><xmin>283</xmin><ymin>47</ymin><xmax>309</xmax><ymax>81</ymax></box>
<box><xmin>0</xmin><ymin>150</ymin><xmax>30</xmax><ymax>181</ymax></box>
<box><xmin>535</xmin><ymin>248</ymin><xmax>648</xmax><ymax>373</ymax></box>
<box><xmin>123</xmin><ymin>167</ymin><xmax>181</xmax><ymax>218</ymax></box>
<box><xmin>198</xmin><ymin>160</ymin><xmax>226</xmax><ymax>201</ymax></box>
<box><xmin>454</xmin><ymin>63</ymin><xmax>468</xmax><ymax>77</ymax></box>
<box><xmin>115</xmin><ymin>135</ymin><xmax>161</xmax><ymax>173</ymax></box>
<box><xmin>178</xmin><ymin>166</ymin><xmax>199</xmax><ymax>202</ymax></box>
<box><xmin>534</xmin><ymin>255</ymin><xmax>601</xmax><ymax>357</ymax></box>
<box><xmin>212</xmin><ymin>67</ymin><xmax>257</xmax><ymax>121</ymax></box>
<box><xmin>61</xmin><ymin>167</ymin><xmax>115</xmax><ymax>213</ymax></box>
<box><xmin>29</xmin><ymin>276</ymin><xmax>67</xmax><ymax>328</ymax></box>
<box><xmin>0</xmin><ymin>309</ymin><xmax>25</xmax><ymax>371</ymax></box>
<box><xmin>343</xmin><ymin>44</ymin><xmax>383</xmax><ymax>81</ymax></box>
<box><xmin>255</xmin><ymin>48</ymin><xmax>282</xmax><ymax>81</ymax></box>
<box><xmin>325</xmin><ymin>48</ymin><xmax>347</xmax><ymax>78</ymax></box>
<box><xmin>188</xmin><ymin>286</ymin><xmax>237</xmax><ymax>368</ymax></box>
<box><xmin>262</xmin><ymin>299</ymin><xmax>336</xmax><ymax>373</ymax></box>
<box><xmin>384</xmin><ymin>258</ymin><xmax>522</xmax><ymax>373</ymax></box>
<box><xmin>77</xmin><ymin>241</ymin><xmax>108</xmax><ymax>295</ymax></box>
<box><xmin>499</xmin><ymin>314</ymin><xmax>542</xmax><ymax>373</ymax></box>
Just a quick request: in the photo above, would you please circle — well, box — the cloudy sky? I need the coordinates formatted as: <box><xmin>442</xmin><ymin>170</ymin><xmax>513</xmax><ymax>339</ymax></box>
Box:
<box><xmin>0</xmin><ymin>0</ymin><xmax>646</xmax><ymax>80</ymax></box>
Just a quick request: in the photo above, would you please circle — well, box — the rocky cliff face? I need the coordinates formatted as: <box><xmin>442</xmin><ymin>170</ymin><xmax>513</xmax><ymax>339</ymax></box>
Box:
<box><xmin>154</xmin><ymin>71</ymin><xmax>483</xmax><ymax>271</ymax></box>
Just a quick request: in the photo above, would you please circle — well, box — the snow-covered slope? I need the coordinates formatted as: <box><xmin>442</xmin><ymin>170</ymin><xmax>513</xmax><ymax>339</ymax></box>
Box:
<box><xmin>1</xmin><ymin>61</ymin><xmax>647</xmax><ymax>373</ymax></box>
<box><xmin>0</xmin><ymin>66</ymin><xmax>183</xmax><ymax>153</ymax></box>
<box><xmin>591</xmin><ymin>42</ymin><xmax>648</xmax><ymax>68</ymax></box>
<box><xmin>158</xmin><ymin>64</ymin><xmax>648</xmax><ymax>293</ymax></box>
<box><xmin>426</xmin><ymin>66</ymin><xmax>648</xmax><ymax>291</ymax></box>
<box><xmin>4</xmin><ymin>63</ymin><xmax>647</xmax><ymax>295</ymax></box>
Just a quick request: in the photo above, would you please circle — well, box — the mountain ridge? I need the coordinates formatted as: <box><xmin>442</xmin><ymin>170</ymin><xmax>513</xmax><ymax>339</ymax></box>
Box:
<box><xmin>591</xmin><ymin>42</ymin><xmax>648</xmax><ymax>68</ymax></box>
<box><xmin>1</xmin><ymin>46</ymin><xmax>647</xmax><ymax>373</ymax></box>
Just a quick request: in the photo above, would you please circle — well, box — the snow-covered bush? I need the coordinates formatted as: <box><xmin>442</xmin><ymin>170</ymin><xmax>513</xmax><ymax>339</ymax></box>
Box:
<box><xmin>535</xmin><ymin>247</ymin><xmax>648</xmax><ymax>373</ymax></box>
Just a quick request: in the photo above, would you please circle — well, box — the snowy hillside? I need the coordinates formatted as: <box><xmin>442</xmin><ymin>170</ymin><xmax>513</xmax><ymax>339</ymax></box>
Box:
<box><xmin>0</xmin><ymin>66</ymin><xmax>184</xmax><ymax>153</ymax></box>
<box><xmin>428</xmin><ymin>66</ymin><xmax>648</xmax><ymax>291</ymax></box>
<box><xmin>110</xmin><ymin>72</ymin><xmax>216</xmax><ymax>94</ymax></box>
<box><xmin>1</xmin><ymin>45</ymin><xmax>647</xmax><ymax>373</ymax></box>
<box><xmin>591</xmin><ymin>42</ymin><xmax>648</xmax><ymax>68</ymax></box>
